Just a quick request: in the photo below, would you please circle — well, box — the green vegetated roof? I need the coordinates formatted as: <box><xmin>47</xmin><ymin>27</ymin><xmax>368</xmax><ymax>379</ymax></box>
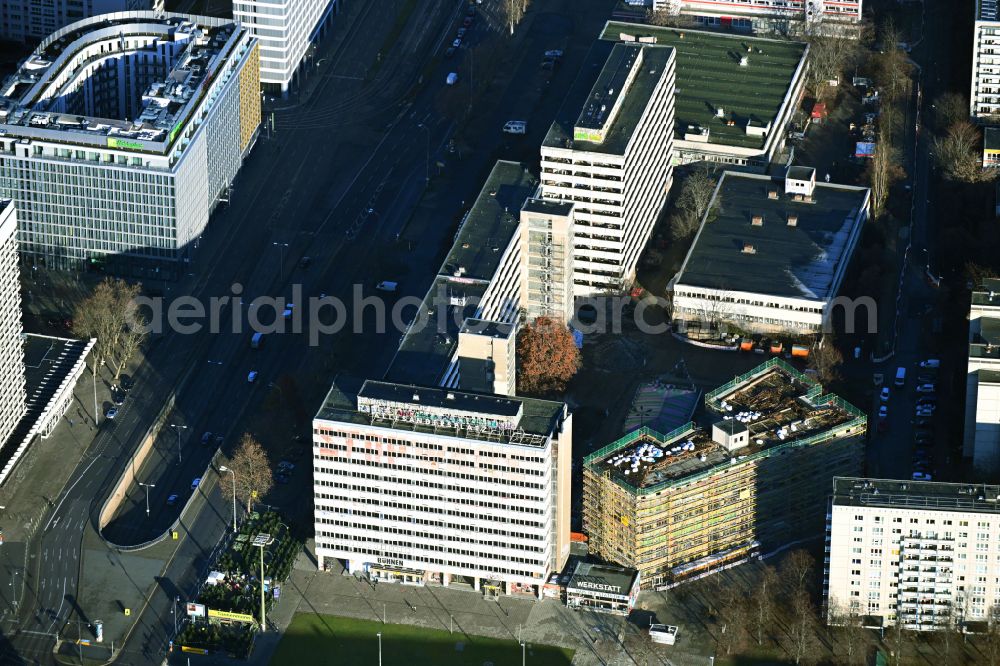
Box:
<box><xmin>601</xmin><ymin>21</ymin><xmax>807</xmax><ymax>149</ymax></box>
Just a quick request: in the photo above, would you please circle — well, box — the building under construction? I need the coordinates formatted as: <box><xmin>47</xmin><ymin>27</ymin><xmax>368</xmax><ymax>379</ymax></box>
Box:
<box><xmin>582</xmin><ymin>359</ymin><xmax>865</xmax><ymax>589</ymax></box>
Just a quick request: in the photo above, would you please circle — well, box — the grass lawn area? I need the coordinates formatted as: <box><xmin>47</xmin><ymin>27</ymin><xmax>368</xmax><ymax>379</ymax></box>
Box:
<box><xmin>270</xmin><ymin>614</ymin><xmax>575</xmax><ymax>666</ymax></box>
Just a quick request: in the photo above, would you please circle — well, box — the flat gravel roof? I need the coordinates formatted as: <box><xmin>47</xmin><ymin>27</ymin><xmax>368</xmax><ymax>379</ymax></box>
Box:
<box><xmin>674</xmin><ymin>172</ymin><xmax>869</xmax><ymax>300</ymax></box>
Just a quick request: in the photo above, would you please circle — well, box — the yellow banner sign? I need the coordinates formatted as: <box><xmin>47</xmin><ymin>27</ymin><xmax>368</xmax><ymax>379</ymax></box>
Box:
<box><xmin>208</xmin><ymin>608</ymin><xmax>256</xmax><ymax>623</ymax></box>
<box><xmin>181</xmin><ymin>646</ymin><xmax>209</xmax><ymax>655</ymax></box>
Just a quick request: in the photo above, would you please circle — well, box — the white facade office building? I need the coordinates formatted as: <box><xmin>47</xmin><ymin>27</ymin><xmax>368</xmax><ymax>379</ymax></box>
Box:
<box><xmin>826</xmin><ymin>477</ymin><xmax>1000</xmax><ymax>631</ymax></box>
<box><xmin>651</xmin><ymin>0</ymin><xmax>862</xmax><ymax>36</ymax></box>
<box><xmin>0</xmin><ymin>201</ymin><xmax>27</xmax><ymax>449</ymax></box>
<box><xmin>313</xmin><ymin>379</ymin><xmax>573</xmax><ymax>598</ymax></box>
<box><xmin>0</xmin><ymin>0</ymin><xmax>163</xmax><ymax>42</ymax></box>
<box><xmin>963</xmin><ymin>279</ymin><xmax>1000</xmax><ymax>473</ymax></box>
<box><xmin>541</xmin><ymin>42</ymin><xmax>676</xmax><ymax>297</ymax></box>
<box><xmin>0</xmin><ymin>12</ymin><xmax>261</xmax><ymax>272</ymax></box>
<box><xmin>972</xmin><ymin>1</ymin><xmax>1000</xmax><ymax>119</ymax></box>
<box><xmin>233</xmin><ymin>0</ymin><xmax>339</xmax><ymax>96</ymax></box>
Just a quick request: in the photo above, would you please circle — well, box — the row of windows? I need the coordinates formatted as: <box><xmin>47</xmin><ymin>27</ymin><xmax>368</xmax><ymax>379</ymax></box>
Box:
<box><xmin>317</xmin><ymin>517</ymin><xmax>544</xmax><ymax>555</ymax></box>
<box><xmin>315</xmin><ymin>477</ymin><xmax>544</xmax><ymax>507</ymax></box>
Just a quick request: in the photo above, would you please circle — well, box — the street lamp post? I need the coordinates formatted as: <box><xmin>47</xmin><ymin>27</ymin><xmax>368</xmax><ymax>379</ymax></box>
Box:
<box><xmin>169</xmin><ymin>424</ymin><xmax>188</xmax><ymax>464</ymax></box>
<box><xmin>138</xmin><ymin>481</ymin><xmax>155</xmax><ymax>517</ymax></box>
<box><xmin>10</xmin><ymin>569</ymin><xmax>18</xmax><ymax>612</ymax></box>
<box><xmin>219</xmin><ymin>466</ymin><xmax>237</xmax><ymax>532</ymax></box>
<box><xmin>377</xmin><ymin>632</ymin><xmax>383</xmax><ymax>666</ymax></box>
<box><xmin>272</xmin><ymin>242</ymin><xmax>289</xmax><ymax>277</ymax></box>
<box><xmin>252</xmin><ymin>534</ymin><xmax>273</xmax><ymax>630</ymax></box>
<box><xmin>417</xmin><ymin>123</ymin><xmax>430</xmax><ymax>183</ymax></box>
<box><xmin>521</xmin><ymin>641</ymin><xmax>526</xmax><ymax>666</ymax></box>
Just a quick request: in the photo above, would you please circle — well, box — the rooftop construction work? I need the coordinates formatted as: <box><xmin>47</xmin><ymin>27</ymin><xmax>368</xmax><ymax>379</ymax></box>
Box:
<box><xmin>583</xmin><ymin>359</ymin><xmax>865</xmax><ymax>588</ymax></box>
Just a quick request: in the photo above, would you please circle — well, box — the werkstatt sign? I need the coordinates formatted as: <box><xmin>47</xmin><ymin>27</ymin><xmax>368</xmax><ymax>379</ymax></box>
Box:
<box><xmin>106</xmin><ymin>137</ymin><xmax>144</xmax><ymax>150</ymax></box>
<box><xmin>207</xmin><ymin>608</ymin><xmax>256</xmax><ymax>623</ymax></box>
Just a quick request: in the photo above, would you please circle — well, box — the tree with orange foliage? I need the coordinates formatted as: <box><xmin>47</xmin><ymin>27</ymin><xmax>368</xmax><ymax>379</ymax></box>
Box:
<box><xmin>516</xmin><ymin>316</ymin><xmax>581</xmax><ymax>396</ymax></box>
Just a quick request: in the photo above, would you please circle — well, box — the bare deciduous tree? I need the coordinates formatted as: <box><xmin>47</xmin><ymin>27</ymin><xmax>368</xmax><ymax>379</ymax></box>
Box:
<box><xmin>829</xmin><ymin>600</ymin><xmax>870</xmax><ymax>666</ymax></box>
<box><xmin>867</xmin><ymin>113</ymin><xmax>906</xmax><ymax>220</ymax></box>
<box><xmin>502</xmin><ymin>0</ymin><xmax>530</xmax><ymax>36</ymax></box>
<box><xmin>227</xmin><ymin>433</ymin><xmax>274</xmax><ymax>513</ymax></box>
<box><xmin>72</xmin><ymin>277</ymin><xmax>148</xmax><ymax>380</ymax></box>
<box><xmin>780</xmin><ymin>549</ymin><xmax>815</xmax><ymax>598</ymax></box>
<box><xmin>806</xmin><ymin>35</ymin><xmax>863</xmax><ymax>98</ymax></box>
<box><xmin>934</xmin><ymin>92</ymin><xmax>971</xmax><ymax>131</ymax></box>
<box><xmin>874</xmin><ymin>19</ymin><xmax>912</xmax><ymax>103</ymax></box>
<box><xmin>716</xmin><ymin>582</ymin><xmax>751</xmax><ymax>656</ymax></box>
<box><xmin>788</xmin><ymin>588</ymin><xmax>819</xmax><ymax>665</ymax></box>
<box><xmin>753</xmin><ymin>564</ymin><xmax>778</xmax><ymax>646</ymax></box>
<box><xmin>646</xmin><ymin>9</ymin><xmax>695</xmax><ymax>28</ymax></box>
<box><xmin>808</xmin><ymin>336</ymin><xmax>844</xmax><ymax>384</ymax></box>
<box><xmin>671</xmin><ymin>166</ymin><xmax>720</xmax><ymax>241</ymax></box>
<box><xmin>934</xmin><ymin>119</ymin><xmax>997</xmax><ymax>183</ymax></box>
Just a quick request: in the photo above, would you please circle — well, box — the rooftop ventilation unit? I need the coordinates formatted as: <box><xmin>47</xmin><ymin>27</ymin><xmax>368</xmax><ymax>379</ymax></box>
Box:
<box><xmin>751</xmin><ymin>215</ymin><xmax>764</xmax><ymax>226</ymax></box>
<box><xmin>787</xmin><ymin>214</ymin><xmax>799</xmax><ymax>227</ymax></box>
<box><xmin>767</xmin><ymin>189</ymin><xmax>778</xmax><ymax>200</ymax></box>
<box><xmin>739</xmin><ymin>56</ymin><xmax>749</xmax><ymax>67</ymax></box>
<box><xmin>742</xmin><ymin>243</ymin><xmax>757</xmax><ymax>254</ymax></box>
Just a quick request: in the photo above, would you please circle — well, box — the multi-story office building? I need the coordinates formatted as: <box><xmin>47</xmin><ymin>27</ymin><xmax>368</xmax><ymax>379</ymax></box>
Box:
<box><xmin>0</xmin><ymin>0</ymin><xmax>163</xmax><ymax>42</ymax></box>
<box><xmin>312</xmin><ymin>378</ymin><xmax>573</xmax><ymax>598</ymax></box>
<box><xmin>541</xmin><ymin>41</ymin><xmax>676</xmax><ymax>297</ymax></box>
<box><xmin>670</xmin><ymin>167</ymin><xmax>871</xmax><ymax>336</ymax></box>
<box><xmin>233</xmin><ymin>0</ymin><xmax>339</xmax><ymax>96</ymax></box>
<box><xmin>0</xmin><ymin>201</ymin><xmax>26</xmax><ymax>449</ymax></box>
<box><xmin>651</xmin><ymin>0</ymin><xmax>862</xmax><ymax>37</ymax></box>
<box><xmin>519</xmin><ymin>198</ymin><xmax>576</xmax><ymax>323</ymax></box>
<box><xmin>0</xmin><ymin>12</ymin><xmax>261</xmax><ymax>272</ymax></box>
<box><xmin>963</xmin><ymin>279</ymin><xmax>1000</xmax><ymax>473</ymax></box>
<box><xmin>972</xmin><ymin>1</ymin><xmax>1000</xmax><ymax>119</ymax></box>
<box><xmin>583</xmin><ymin>359</ymin><xmax>865</xmax><ymax>588</ymax></box>
<box><xmin>387</xmin><ymin>160</ymin><xmax>535</xmax><ymax>391</ymax></box>
<box><xmin>825</xmin><ymin>477</ymin><xmax>1000</xmax><ymax>631</ymax></box>
<box><xmin>603</xmin><ymin>23</ymin><xmax>809</xmax><ymax>171</ymax></box>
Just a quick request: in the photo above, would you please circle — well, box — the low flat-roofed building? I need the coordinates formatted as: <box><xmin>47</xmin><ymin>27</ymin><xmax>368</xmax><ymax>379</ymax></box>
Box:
<box><xmin>565</xmin><ymin>561</ymin><xmax>640</xmax><ymax>615</ymax></box>
<box><xmin>541</xmin><ymin>40</ymin><xmax>676</xmax><ymax>297</ymax></box>
<box><xmin>583</xmin><ymin>359</ymin><xmax>865</xmax><ymax>588</ymax></box>
<box><xmin>651</xmin><ymin>0</ymin><xmax>863</xmax><ymax>38</ymax></box>
<box><xmin>964</xmin><ymin>279</ymin><xmax>1000</xmax><ymax>472</ymax></box>
<box><xmin>984</xmin><ymin>127</ymin><xmax>1000</xmax><ymax>167</ymax></box>
<box><xmin>601</xmin><ymin>22</ymin><xmax>808</xmax><ymax>171</ymax></box>
<box><xmin>386</xmin><ymin>160</ymin><xmax>535</xmax><ymax>390</ymax></box>
<box><xmin>825</xmin><ymin>477</ymin><xmax>1000</xmax><ymax>631</ymax></box>
<box><xmin>0</xmin><ymin>12</ymin><xmax>261</xmax><ymax>272</ymax></box>
<box><xmin>312</xmin><ymin>377</ymin><xmax>573</xmax><ymax>598</ymax></box>
<box><xmin>670</xmin><ymin>167</ymin><xmax>871</xmax><ymax>336</ymax></box>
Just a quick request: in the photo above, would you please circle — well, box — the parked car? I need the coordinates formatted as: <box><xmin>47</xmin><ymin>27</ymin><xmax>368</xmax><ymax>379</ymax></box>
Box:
<box><xmin>878</xmin><ymin>405</ymin><xmax>888</xmax><ymax>419</ymax></box>
<box><xmin>917</xmin><ymin>372</ymin><xmax>937</xmax><ymax>383</ymax></box>
<box><xmin>215</xmin><ymin>434</ymin><xmax>224</xmax><ymax>445</ymax></box>
<box><xmin>446</xmin><ymin>72</ymin><xmax>458</xmax><ymax>86</ymax></box>
<box><xmin>503</xmin><ymin>120</ymin><xmax>527</xmax><ymax>135</ymax></box>
<box><xmin>916</xmin><ymin>383</ymin><xmax>936</xmax><ymax>393</ymax></box>
<box><xmin>457</xmin><ymin>28</ymin><xmax>466</xmax><ymax>38</ymax></box>
<box><xmin>201</xmin><ymin>431</ymin><xmax>213</xmax><ymax>445</ymax></box>
<box><xmin>916</xmin><ymin>408</ymin><xmax>934</xmax><ymax>417</ymax></box>
<box><xmin>545</xmin><ymin>49</ymin><xmax>564</xmax><ymax>59</ymax></box>
<box><xmin>915</xmin><ymin>417</ymin><xmax>934</xmax><ymax>428</ymax></box>
<box><xmin>463</xmin><ymin>16</ymin><xmax>473</xmax><ymax>27</ymax></box>
<box><xmin>277</xmin><ymin>461</ymin><xmax>296</xmax><ymax>472</ymax></box>
<box><xmin>541</xmin><ymin>58</ymin><xmax>556</xmax><ymax>70</ymax></box>
<box><xmin>466</xmin><ymin>6</ymin><xmax>475</xmax><ymax>17</ymax></box>
<box><xmin>298</xmin><ymin>256</ymin><xmax>312</xmax><ymax>269</ymax></box>
<box><xmin>191</xmin><ymin>478</ymin><xmax>201</xmax><ymax>490</ymax></box>
<box><xmin>916</xmin><ymin>397</ymin><xmax>937</xmax><ymax>407</ymax></box>
<box><xmin>912</xmin><ymin>472</ymin><xmax>933</xmax><ymax>481</ymax></box>
<box><xmin>111</xmin><ymin>389</ymin><xmax>126</xmax><ymax>406</ymax></box>
<box><xmin>920</xmin><ymin>359</ymin><xmax>941</xmax><ymax>368</ymax></box>
<box><xmin>452</xmin><ymin>37</ymin><xmax>462</xmax><ymax>48</ymax></box>
<box><xmin>120</xmin><ymin>376</ymin><xmax>135</xmax><ymax>391</ymax></box>
<box><xmin>879</xmin><ymin>387</ymin><xmax>890</xmax><ymax>402</ymax></box>
<box><xmin>167</xmin><ymin>494</ymin><xmax>179</xmax><ymax>506</ymax></box>
<box><xmin>445</xmin><ymin>46</ymin><xmax>456</xmax><ymax>58</ymax></box>
<box><xmin>248</xmin><ymin>370</ymin><xmax>259</xmax><ymax>383</ymax></box>
<box><xmin>105</xmin><ymin>407</ymin><xmax>118</xmax><ymax>420</ymax></box>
